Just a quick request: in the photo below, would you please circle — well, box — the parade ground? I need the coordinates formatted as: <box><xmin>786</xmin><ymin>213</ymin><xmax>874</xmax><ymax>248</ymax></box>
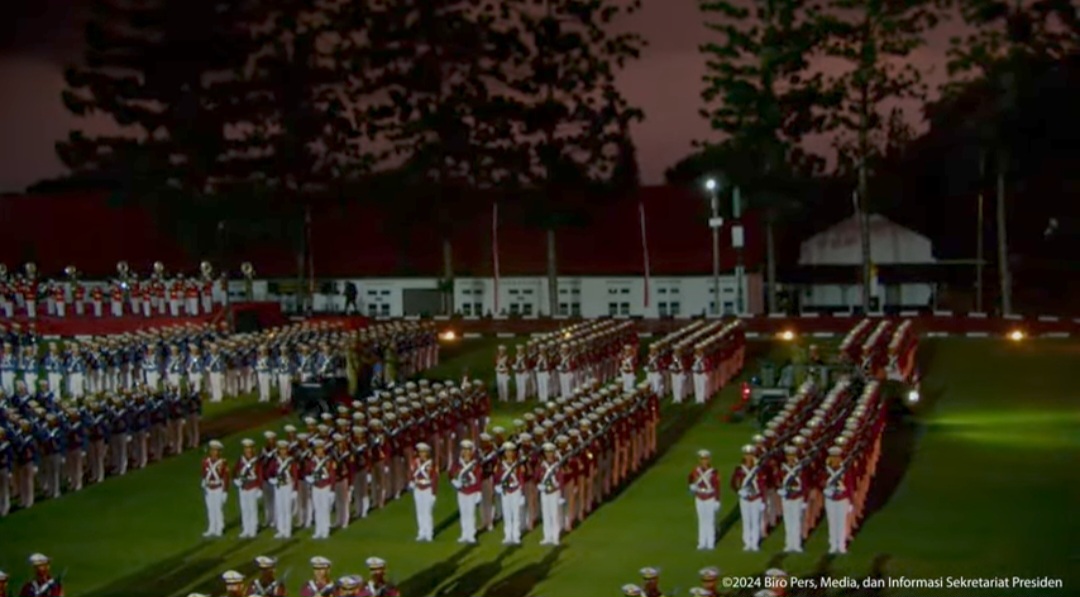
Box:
<box><xmin>1</xmin><ymin>336</ymin><xmax>1077</xmax><ymax>597</ymax></box>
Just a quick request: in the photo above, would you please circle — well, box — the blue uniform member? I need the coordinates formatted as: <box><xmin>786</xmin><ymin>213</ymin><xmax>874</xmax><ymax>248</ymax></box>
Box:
<box><xmin>148</xmin><ymin>387</ymin><xmax>169</xmax><ymax>461</ymax></box>
<box><xmin>43</xmin><ymin>345</ymin><xmax>64</xmax><ymax>400</ymax></box>
<box><xmin>63</xmin><ymin>407</ymin><xmax>86</xmax><ymax>492</ymax></box>
<box><xmin>166</xmin><ymin>345</ymin><xmax>184</xmax><ymax>388</ymax></box>
<box><xmin>187</xmin><ymin>346</ymin><xmax>205</xmax><ymax>394</ymax></box>
<box><xmin>20</xmin><ymin>346</ymin><xmax>39</xmax><ymax>392</ymax></box>
<box><xmin>0</xmin><ymin>427</ymin><xmax>13</xmax><ymax>516</ymax></box>
<box><xmin>109</xmin><ymin>396</ymin><xmax>131</xmax><ymax>476</ymax></box>
<box><xmin>255</xmin><ymin>346</ymin><xmax>273</xmax><ymax>403</ymax></box>
<box><xmin>130</xmin><ymin>392</ymin><xmax>151</xmax><ymax>469</ymax></box>
<box><xmin>274</xmin><ymin>348</ymin><xmax>295</xmax><ymax>406</ymax></box>
<box><xmin>207</xmin><ymin>345</ymin><xmax>226</xmax><ymax>403</ymax></box>
<box><xmin>40</xmin><ymin>414</ymin><xmax>65</xmax><ymax>499</ymax></box>
<box><xmin>14</xmin><ymin>420</ymin><xmax>37</xmax><ymax>508</ymax></box>
<box><xmin>142</xmin><ymin>345</ymin><xmax>161</xmax><ymax>390</ymax></box>
<box><xmin>64</xmin><ymin>346</ymin><xmax>86</xmax><ymax>400</ymax></box>
<box><xmin>86</xmin><ymin>400</ymin><xmax>108</xmax><ymax>483</ymax></box>
<box><xmin>183</xmin><ymin>384</ymin><xmax>202</xmax><ymax>450</ymax></box>
<box><xmin>0</xmin><ymin>344</ymin><xmax>17</xmax><ymax>396</ymax></box>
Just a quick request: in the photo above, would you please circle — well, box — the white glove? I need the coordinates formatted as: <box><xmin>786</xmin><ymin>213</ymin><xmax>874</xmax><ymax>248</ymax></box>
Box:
<box><xmin>406</xmin><ymin>483</ymin><xmax>414</xmax><ymax>491</ymax></box>
<box><xmin>495</xmin><ymin>486</ymin><xmax>503</xmax><ymax>495</ymax></box>
<box><xmin>689</xmin><ymin>484</ymin><xmax>697</xmax><ymax>494</ymax></box>
<box><xmin>451</xmin><ymin>479</ymin><xmax>461</xmax><ymax>490</ymax></box>
<box><xmin>233</xmin><ymin>479</ymin><xmax>242</xmax><ymax>488</ymax></box>
<box><xmin>305</xmin><ymin>476</ymin><xmax>314</xmax><ymax>484</ymax></box>
<box><xmin>201</xmin><ymin>480</ymin><xmax>207</xmax><ymax>490</ymax></box>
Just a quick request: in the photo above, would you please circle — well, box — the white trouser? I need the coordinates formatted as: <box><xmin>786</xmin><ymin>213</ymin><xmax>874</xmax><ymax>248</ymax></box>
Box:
<box><xmin>496</xmin><ymin>373</ymin><xmax>510</xmax><ymax>402</ymax></box>
<box><xmin>501</xmin><ymin>491</ymin><xmax>524</xmax><ymax>544</ymax></box>
<box><xmin>47</xmin><ymin>373</ymin><xmax>63</xmax><ymax>396</ymax></box>
<box><xmin>621</xmin><ymin>372</ymin><xmax>635</xmax><ymax>393</ymax></box>
<box><xmin>167</xmin><ymin>373</ymin><xmax>182</xmax><ymax>388</ymax></box>
<box><xmin>169</xmin><ymin>299</ymin><xmax>180</xmax><ymax>316</ymax></box>
<box><xmin>146</xmin><ymin>371</ymin><xmax>160</xmax><ymax>391</ymax></box>
<box><xmin>739</xmin><ymin>498</ymin><xmax>765</xmax><ymax>550</ymax></box>
<box><xmin>695</xmin><ymin>497</ymin><xmax>719</xmax><ymax>549</ymax></box>
<box><xmin>0</xmin><ymin>372</ymin><xmax>13</xmax><ymax>394</ymax></box>
<box><xmin>69</xmin><ymin>372</ymin><xmax>85</xmax><ymax>398</ymax></box>
<box><xmin>56</xmin><ymin>302</ymin><xmax>66</xmax><ymax>318</ymax></box>
<box><xmin>782</xmin><ymin>498</ymin><xmax>806</xmax><ymax>552</ymax></box>
<box><xmin>274</xmin><ymin>487</ymin><xmax>295</xmax><ymax>538</ymax></box>
<box><xmin>257</xmin><ymin>373</ymin><xmax>272</xmax><ymax>402</ymax></box>
<box><xmin>671</xmin><ymin>373</ymin><xmax>686</xmax><ymax>403</ymax></box>
<box><xmin>240</xmin><ymin>488</ymin><xmax>261</xmax><ymax>537</ymax></box>
<box><xmin>693</xmin><ymin>373</ymin><xmax>707</xmax><ymax>404</ymax></box>
<box><xmin>458</xmin><ymin>491</ymin><xmax>480</xmax><ymax>542</ymax></box>
<box><xmin>559</xmin><ymin>372</ymin><xmax>573</xmax><ymax>397</ymax></box>
<box><xmin>647</xmin><ymin>372</ymin><xmax>661</xmax><ymax>395</ymax></box>
<box><xmin>210</xmin><ymin>372</ymin><xmax>225</xmax><ymax>402</ymax></box>
<box><xmin>536</xmin><ymin>372</ymin><xmax>550</xmax><ymax>402</ymax></box>
<box><xmin>202</xmin><ymin>296</ymin><xmax>212</xmax><ymax>313</ymax></box>
<box><xmin>278</xmin><ymin>374</ymin><xmax>293</xmax><ymax>404</ymax></box>
<box><xmin>189</xmin><ymin>373</ymin><xmax>203</xmax><ymax>393</ymax></box>
<box><xmin>24</xmin><ymin>372</ymin><xmax>37</xmax><ymax>391</ymax></box>
<box><xmin>26</xmin><ymin>300</ymin><xmax>36</xmax><ymax>318</ymax></box>
<box><xmin>312</xmin><ymin>485</ymin><xmax>334</xmax><ymax>539</ymax></box>
<box><xmin>414</xmin><ymin>488</ymin><xmax>435</xmax><ymax>540</ymax></box>
<box><xmin>112</xmin><ymin>300</ymin><xmax>123</xmax><ymax>317</ymax></box>
<box><xmin>204</xmin><ymin>488</ymin><xmax>226</xmax><ymax>536</ymax></box>
<box><xmin>541</xmin><ymin>491</ymin><xmax>562</xmax><ymax>545</ymax></box>
<box><xmin>514</xmin><ymin>373</ymin><xmax>527</xmax><ymax>402</ymax></box>
<box><xmin>187</xmin><ymin>297</ymin><xmax>198</xmax><ymax>315</ymax></box>
<box><xmin>825</xmin><ymin>498</ymin><xmax>851</xmax><ymax>553</ymax></box>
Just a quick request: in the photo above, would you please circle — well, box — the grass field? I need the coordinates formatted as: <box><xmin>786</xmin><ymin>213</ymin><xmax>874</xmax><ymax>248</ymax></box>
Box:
<box><xmin>0</xmin><ymin>337</ymin><xmax>1076</xmax><ymax>597</ymax></box>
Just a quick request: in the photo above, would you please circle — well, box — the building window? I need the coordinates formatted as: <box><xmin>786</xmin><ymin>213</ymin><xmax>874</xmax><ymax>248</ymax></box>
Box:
<box><xmin>723</xmin><ymin>301</ymin><xmax>734</xmax><ymax>314</ymax></box>
<box><xmin>670</xmin><ymin>301</ymin><xmax>681</xmax><ymax>316</ymax></box>
<box><xmin>620</xmin><ymin>302</ymin><xmax>630</xmax><ymax>315</ymax></box>
<box><xmin>462</xmin><ymin>303</ymin><xmax>473</xmax><ymax>316</ymax></box>
<box><xmin>571</xmin><ymin>303</ymin><xmax>581</xmax><ymax>316</ymax></box>
<box><xmin>510</xmin><ymin>303</ymin><xmax>520</xmax><ymax>315</ymax></box>
<box><xmin>621</xmin><ymin>288</ymin><xmax>630</xmax><ymax>295</ymax></box>
<box><xmin>659</xmin><ymin>288</ymin><xmax>667</xmax><ymax>295</ymax></box>
<box><xmin>368</xmin><ymin>304</ymin><xmax>379</xmax><ymax>316</ymax></box>
<box><xmin>608</xmin><ymin>302</ymin><xmax>619</xmax><ymax>316</ymax></box>
<box><xmin>608</xmin><ymin>288</ymin><xmax>619</xmax><ymax>295</ymax></box>
<box><xmin>379</xmin><ymin>303</ymin><xmax>390</xmax><ymax>316</ymax></box>
<box><xmin>559</xmin><ymin>302</ymin><xmax>569</xmax><ymax>316</ymax></box>
<box><xmin>670</xmin><ymin>287</ymin><xmax>680</xmax><ymax>295</ymax></box>
<box><xmin>572</xmin><ymin>288</ymin><xmax>581</xmax><ymax>295</ymax></box>
<box><xmin>658</xmin><ymin>302</ymin><xmax>669</xmax><ymax>316</ymax></box>
<box><xmin>472</xmin><ymin>302</ymin><xmax>482</xmax><ymax>314</ymax></box>
<box><xmin>523</xmin><ymin>289</ymin><xmax>533</xmax><ymax>295</ymax></box>
<box><xmin>463</xmin><ymin>289</ymin><xmax>472</xmax><ymax>296</ymax></box>
<box><xmin>366</xmin><ymin>290</ymin><xmax>378</xmax><ymax>297</ymax></box>
<box><xmin>509</xmin><ymin>289</ymin><xmax>519</xmax><ymax>295</ymax></box>
<box><xmin>560</xmin><ymin>289</ymin><xmax>568</xmax><ymax>295</ymax></box>
<box><xmin>724</xmin><ymin>287</ymin><xmax>734</xmax><ymax>294</ymax></box>
<box><xmin>380</xmin><ymin>290</ymin><xmax>390</xmax><ymax>296</ymax></box>
<box><xmin>522</xmin><ymin>303</ymin><xmax>534</xmax><ymax>316</ymax></box>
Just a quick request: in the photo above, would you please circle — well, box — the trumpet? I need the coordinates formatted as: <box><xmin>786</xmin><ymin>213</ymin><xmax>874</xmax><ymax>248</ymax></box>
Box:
<box><xmin>24</xmin><ymin>262</ymin><xmax>37</xmax><ymax>278</ymax></box>
<box><xmin>200</xmin><ymin>260</ymin><xmax>213</xmax><ymax>280</ymax></box>
<box><xmin>117</xmin><ymin>260</ymin><xmax>130</xmax><ymax>279</ymax></box>
<box><xmin>153</xmin><ymin>261</ymin><xmax>165</xmax><ymax>276</ymax></box>
<box><xmin>241</xmin><ymin>262</ymin><xmax>255</xmax><ymax>280</ymax></box>
<box><xmin>65</xmin><ymin>265</ymin><xmax>78</xmax><ymax>279</ymax></box>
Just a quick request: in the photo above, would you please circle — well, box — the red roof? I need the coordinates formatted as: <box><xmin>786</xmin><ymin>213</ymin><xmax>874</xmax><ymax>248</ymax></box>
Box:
<box><xmin>0</xmin><ymin>186</ymin><xmax>763</xmax><ymax>278</ymax></box>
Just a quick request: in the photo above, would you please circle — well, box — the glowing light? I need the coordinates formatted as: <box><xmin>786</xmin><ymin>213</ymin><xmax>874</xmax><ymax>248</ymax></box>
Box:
<box><xmin>564</xmin><ymin>331</ymin><xmax>572</xmax><ymax>339</ymax></box>
<box><xmin>777</xmin><ymin>329</ymin><xmax>796</xmax><ymax>341</ymax></box>
<box><xmin>438</xmin><ymin>330</ymin><xmax>457</xmax><ymax>342</ymax></box>
<box><xmin>1008</xmin><ymin>330</ymin><xmax>1025</xmax><ymax>342</ymax></box>
<box><xmin>705</xmin><ymin>178</ymin><xmax>718</xmax><ymax>191</ymax></box>
<box><xmin>907</xmin><ymin>390</ymin><xmax>920</xmax><ymax>404</ymax></box>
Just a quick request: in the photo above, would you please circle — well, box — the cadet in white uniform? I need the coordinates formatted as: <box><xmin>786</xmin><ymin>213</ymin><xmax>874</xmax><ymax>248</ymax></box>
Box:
<box><xmin>537</xmin><ymin>442</ymin><xmax>564</xmax><ymax>546</ymax></box>
<box><xmin>234</xmin><ymin>438</ymin><xmax>263</xmax><ymax>538</ymax></box>
<box><xmin>410</xmin><ymin>442</ymin><xmax>437</xmax><ymax>542</ymax></box>
<box><xmin>688</xmin><ymin>449</ymin><xmax>720</xmax><ymax>550</ymax></box>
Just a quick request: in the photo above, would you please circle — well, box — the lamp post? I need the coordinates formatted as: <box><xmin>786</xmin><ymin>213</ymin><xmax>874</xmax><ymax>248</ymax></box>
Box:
<box><xmin>732</xmin><ymin>186</ymin><xmax>745</xmax><ymax>315</ymax></box>
<box><xmin>705</xmin><ymin>178</ymin><xmax>723</xmax><ymax>316</ymax></box>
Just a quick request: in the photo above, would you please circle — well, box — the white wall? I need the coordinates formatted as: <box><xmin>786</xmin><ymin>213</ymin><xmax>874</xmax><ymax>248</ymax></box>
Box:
<box><xmin>802</xmin><ymin>282</ymin><xmax>933</xmax><ymax>309</ymax></box>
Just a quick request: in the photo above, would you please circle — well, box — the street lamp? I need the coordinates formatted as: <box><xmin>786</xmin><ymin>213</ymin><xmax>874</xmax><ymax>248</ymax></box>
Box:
<box><xmin>704</xmin><ymin>178</ymin><xmax>723</xmax><ymax>316</ymax></box>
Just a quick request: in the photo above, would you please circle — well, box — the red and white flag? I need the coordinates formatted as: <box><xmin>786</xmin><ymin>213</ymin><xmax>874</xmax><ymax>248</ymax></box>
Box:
<box><xmin>639</xmin><ymin>200</ymin><xmax>651</xmax><ymax>308</ymax></box>
<box><xmin>492</xmin><ymin>202</ymin><xmax>500</xmax><ymax>313</ymax></box>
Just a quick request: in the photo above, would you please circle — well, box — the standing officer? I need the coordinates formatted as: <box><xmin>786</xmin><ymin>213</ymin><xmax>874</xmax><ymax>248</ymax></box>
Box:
<box><xmin>0</xmin><ymin>428</ymin><xmax>12</xmax><ymax>516</ymax></box>
<box><xmin>20</xmin><ymin>554</ymin><xmax>62</xmax><ymax>597</ymax></box>
<box><xmin>779</xmin><ymin>445</ymin><xmax>808</xmax><ymax>553</ymax></box>
<box><xmin>732</xmin><ymin>444</ymin><xmax>766</xmax><ymax>552</ymax></box>
<box><xmin>255</xmin><ymin>346</ymin><xmax>273</xmax><ymax>403</ymax></box>
<box><xmin>536</xmin><ymin>442</ymin><xmax>564</xmax><ymax>546</ymax></box>
<box><xmin>495</xmin><ymin>442</ymin><xmax>525</xmax><ymax>545</ymax></box>
<box><xmin>207</xmin><ymin>344</ymin><xmax>226</xmax><ymax>404</ymax></box>
<box><xmin>333</xmin><ymin>433</ymin><xmax>355</xmax><ymax>529</ymax></box>
<box><xmin>689</xmin><ymin>449</ymin><xmax>720</xmax><ymax>551</ymax></box>
<box><xmin>822</xmin><ymin>446</ymin><xmax>854</xmax><ymax>555</ymax></box>
<box><xmin>306</xmin><ymin>438</ymin><xmax>336</xmax><ymax>540</ymax></box>
<box><xmin>267</xmin><ymin>439</ymin><xmax>298</xmax><ymax>539</ymax></box>
<box><xmin>234</xmin><ymin>438</ymin><xmax>263</xmax><ymax>538</ymax></box>
<box><xmin>202</xmin><ymin>439</ymin><xmax>229</xmax><ymax>538</ymax></box>
<box><xmin>43</xmin><ymin>345</ymin><xmax>64</xmax><ymax>399</ymax></box>
<box><xmin>495</xmin><ymin>345</ymin><xmax>510</xmax><ymax>402</ymax></box>
<box><xmin>640</xmin><ymin>568</ymin><xmax>666</xmax><ymax>597</ymax></box>
<box><xmin>409</xmin><ymin>442</ymin><xmax>437</xmax><ymax>542</ymax></box>
<box><xmin>450</xmin><ymin>439</ymin><xmax>483</xmax><ymax>544</ymax></box>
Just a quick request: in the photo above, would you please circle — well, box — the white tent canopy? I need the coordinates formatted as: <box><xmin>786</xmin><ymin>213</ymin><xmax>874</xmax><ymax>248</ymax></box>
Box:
<box><xmin>799</xmin><ymin>214</ymin><xmax>935</xmax><ymax>266</ymax></box>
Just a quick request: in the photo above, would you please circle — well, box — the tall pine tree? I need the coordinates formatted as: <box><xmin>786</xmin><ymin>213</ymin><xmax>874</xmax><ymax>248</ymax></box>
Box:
<box><xmin>59</xmin><ymin>0</ymin><xmax>254</xmax><ymax>253</ymax></box>
<box><xmin>699</xmin><ymin>0</ymin><xmax>828</xmax><ymax>312</ymax></box>
<box><xmin>368</xmin><ymin>0</ymin><xmax>527</xmax><ymax>314</ymax></box>
<box><xmin>503</xmin><ymin>0</ymin><xmax>646</xmax><ymax>317</ymax></box>
<box><xmin>819</xmin><ymin>0</ymin><xmax>943</xmax><ymax>312</ymax></box>
<box><xmin>945</xmin><ymin>0</ymin><xmax>1078</xmax><ymax>315</ymax></box>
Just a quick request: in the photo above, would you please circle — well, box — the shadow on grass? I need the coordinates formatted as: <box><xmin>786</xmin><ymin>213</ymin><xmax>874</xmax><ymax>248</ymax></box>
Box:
<box><xmin>81</xmin><ymin>536</ymin><xmax>288</xmax><ymax>597</ymax></box>
<box><xmin>178</xmin><ymin>540</ymin><xmax>300</xmax><ymax>597</ymax></box>
<box><xmin>861</xmin><ymin>410</ymin><xmax>921</xmax><ymax>525</ymax></box>
<box><xmin>435</xmin><ymin>545</ymin><xmax>520</xmax><ymax>596</ymax></box>
<box><xmin>398</xmin><ymin>544</ymin><xmax>477</xmax><ymax>597</ymax></box>
<box><xmin>481</xmin><ymin>545</ymin><xmax>565</xmax><ymax>597</ymax></box>
<box><xmin>716</xmin><ymin>506</ymin><xmax>741</xmax><ymax>543</ymax></box>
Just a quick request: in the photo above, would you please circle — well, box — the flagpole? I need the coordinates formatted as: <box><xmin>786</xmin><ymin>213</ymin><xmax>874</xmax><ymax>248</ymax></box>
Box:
<box><xmin>639</xmin><ymin>201</ymin><xmax>651</xmax><ymax>309</ymax></box>
<box><xmin>492</xmin><ymin>202</ymin><xmax>500</xmax><ymax>315</ymax></box>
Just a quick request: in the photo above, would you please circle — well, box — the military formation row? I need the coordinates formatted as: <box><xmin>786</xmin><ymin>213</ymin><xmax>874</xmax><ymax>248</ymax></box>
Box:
<box><xmin>0</xmin><ymin>321</ymin><xmax>440</xmax><ymax>517</ymax></box>
<box><xmin>642</xmin><ymin>320</ymin><xmax>747</xmax><ymax>403</ymax></box>
<box><xmin>492</xmin><ymin>319</ymin><xmax>640</xmax><ymax>402</ymax></box>
<box><xmin>840</xmin><ymin>318</ymin><xmax>919</xmax><ymax>384</ymax></box>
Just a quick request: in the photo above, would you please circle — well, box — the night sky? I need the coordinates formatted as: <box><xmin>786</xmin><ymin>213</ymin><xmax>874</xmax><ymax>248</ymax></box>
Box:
<box><xmin>0</xmin><ymin>0</ymin><xmax>961</xmax><ymax>194</ymax></box>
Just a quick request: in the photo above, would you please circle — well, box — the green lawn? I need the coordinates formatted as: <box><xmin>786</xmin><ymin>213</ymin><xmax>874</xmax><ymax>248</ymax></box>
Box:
<box><xmin>0</xmin><ymin>338</ymin><xmax>1076</xmax><ymax>597</ymax></box>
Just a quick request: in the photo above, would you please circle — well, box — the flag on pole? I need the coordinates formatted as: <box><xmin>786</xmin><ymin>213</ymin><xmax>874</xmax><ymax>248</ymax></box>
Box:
<box><xmin>492</xmin><ymin>202</ymin><xmax>500</xmax><ymax>314</ymax></box>
<box><xmin>639</xmin><ymin>200</ymin><xmax>651</xmax><ymax>308</ymax></box>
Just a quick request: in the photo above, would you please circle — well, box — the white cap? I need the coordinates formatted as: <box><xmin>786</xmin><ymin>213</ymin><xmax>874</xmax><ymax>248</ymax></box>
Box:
<box><xmin>502</xmin><ymin>441</ymin><xmax>517</xmax><ymax>451</ymax></box>
<box><xmin>310</xmin><ymin>556</ymin><xmax>332</xmax><ymax>569</ymax></box>
<box><xmin>339</xmin><ymin>576</ymin><xmax>361</xmax><ymax>589</ymax></box>
<box><xmin>304</xmin><ymin>417</ymin><xmax>317</xmax><ymax>425</ymax></box>
<box><xmin>741</xmin><ymin>444</ymin><xmax>756</xmax><ymax>455</ymax></box>
<box><xmin>263</xmin><ymin>431</ymin><xmax>277</xmax><ymax>439</ymax></box>
<box><xmin>416</xmin><ymin>442</ymin><xmax>431</xmax><ymax>452</ymax></box>
<box><xmin>697</xmin><ymin>449</ymin><xmax>711</xmax><ymax>458</ymax></box>
<box><xmin>542</xmin><ymin>442</ymin><xmax>557</xmax><ymax>452</ymax></box>
<box><xmin>0</xmin><ymin>571</ymin><xmax>6</xmax><ymax>581</ymax></box>
<box><xmin>222</xmin><ymin>570</ymin><xmax>245</xmax><ymax>583</ymax></box>
<box><xmin>699</xmin><ymin>567</ymin><xmax>720</xmax><ymax>580</ymax></box>
<box><xmin>208</xmin><ymin>440</ymin><xmax>223</xmax><ymax>449</ymax></box>
<box><xmin>828</xmin><ymin>446</ymin><xmax>843</xmax><ymax>456</ymax></box>
<box><xmin>255</xmin><ymin>555</ymin><xmax>276</xmax><ymax>568</ymax></box>
<box><xmin>241</xmin><ymin>438</ymin><xmax>255</xmax><ymax>447</ymax></box>
<box><xmin>492</xmin><ymin>426</ymin><xmax>506</xmax><ymax>435</ymax></box>
<box><xmin>754</xmin><ymin>591</ymin><xmax>779</xmax><ymax>597</ymax></box>
<box><xmin>29</xmin><ymin>553</ymin><xmax>49</xmax><ymax>566</ymax></box>
<box><xmin>622</xmin><ymin>585</ymin><xmax>644</xmax><ymax>596</ymax></box>
<box><xmin>460</xmin><ymin>439</ymin><xmax>475</xmax><ymax>449</ymax></box>
<box><xmin>765</xmin><ymin>568</ymin><xmax>787</xmax><ymax>577</ymax></box>
<box><xmin>690</xmin><ymin>589</ymin><xmax>711</xmax><ymax>597</ymax></box>
<box><xmin>284</xmin><ymin>425</ymin><xmax>297</xmax><ymax>433</ymax></box>
<box><xmin>366</xmin><ymin>556</ymin><xmax>387</xmax><ymax>569</ymax></box>
<box><xmin>186</xmin><ymin>594</ymin><xmax>209</xmax><ymax>597</ymax></box>
<box><xmin>276</xmin><ymin>440</ymin><xmax>289</xmax><ymax>449</ymax></box>
<box><xmin>784</xmin><ymin>445</ymin><xmax>798</xmax><ymax>455</ymax></box>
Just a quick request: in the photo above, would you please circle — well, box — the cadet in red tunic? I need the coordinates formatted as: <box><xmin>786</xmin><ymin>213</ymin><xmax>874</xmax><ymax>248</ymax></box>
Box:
<box><xmin>689</xmin><ymin>449</ymin><xmax>720</xmax><ymax>550</ymax></box>
<box><xmin>19</xmin><ymin>554</ymin><xmax>63</xmax><ymax>597</ymax></box>
<box><xmin>202</xmin><ymin>440</ymin><xmax>229</xmax><ymax>538</ymax></box>
<box><xmin>779</xmin><ymin>445</ymin><xmax>809</xmax><ymax>553</ymax></box>
<box><xmin>306</xmin><ymin>439</ymin><xmax>337</xmax><ymax>540</ymax></box>
<box><xmin>450</xmin><ymin>439</ymin><xmax>483</xmax><ymax>543</ymax></box>
<box><xmin>233</xmin><ymin>438</ymin><xmax>263</xmax><ymax>538</ymax></box>
<box><xmin>732</xmin><ymin>444</ymin><xmax>767</xmax><ymax>552</ymax></box>
<box><xmin>495</xmin><ymin>442</ymin><xmax>527</xmax><ymax>544</ymax></box>
<box><xmin>536</xmin><ymin>442</ymin><xmax>564</xmax><ymax>545</ymax></box>
<box><xmin>299</xmin><ymin>556</ymin><xmax>333</xmax><ymax>597</ymax></box>
<box><xmin>409</xmin><ymin>442</ymin><xmax>437</xmax><ymax>542</ymax></box>
<box><xmin>359</xmin><ymin>557</ymin><xmax>400</xmax><ymax>597</ymax></box>
<box><xmin>266</xmin><ymin>440</ymin><xmax>299</xmax><ymax>539</ymax></box>
<box><xmin>332</xmin><ymin>433</ymin><xmax>356</xmax><ymax>529</ymax></box>
<box><xmin>822</xmin><ymin>446</ymin><xmax>855</xmax><ymax>554</ymax></box>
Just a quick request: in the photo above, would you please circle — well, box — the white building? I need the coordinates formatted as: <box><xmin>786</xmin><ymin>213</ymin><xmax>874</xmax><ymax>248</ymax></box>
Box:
<box><xmin>797</xmin><ymin>214</ymin><xmax>936</xmax><ymax>311</ymax></box>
